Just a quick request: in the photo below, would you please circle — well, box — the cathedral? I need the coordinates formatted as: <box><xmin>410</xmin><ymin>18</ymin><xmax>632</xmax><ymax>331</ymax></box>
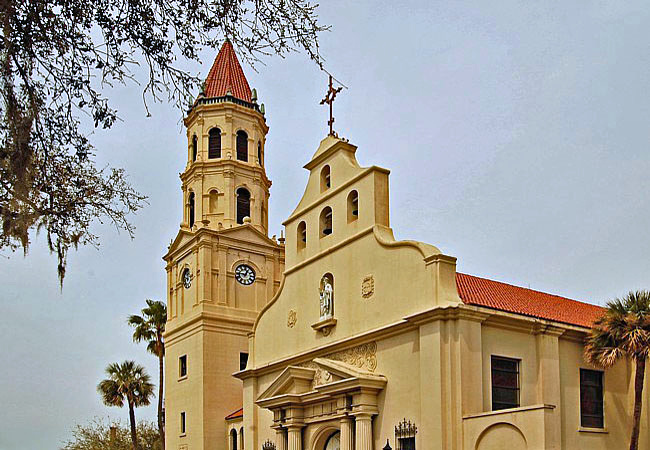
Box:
<box><xmin>163</xmin><ymin>42</ymin><xmax>649</xmax><ymax>450</ymax></box>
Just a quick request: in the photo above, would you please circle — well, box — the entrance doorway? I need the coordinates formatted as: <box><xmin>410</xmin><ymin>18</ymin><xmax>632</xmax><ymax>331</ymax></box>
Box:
<box><xmin>324</xmin><ymin>432</ymin><xmax>340</xmax><ymax>450</ymax></box>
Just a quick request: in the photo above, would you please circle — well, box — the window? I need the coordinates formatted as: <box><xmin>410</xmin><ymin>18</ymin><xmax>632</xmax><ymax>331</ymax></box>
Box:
<box><xmin>258</xmin><ymin>141</ymin><xmax>263</xmax><ymax>166</ymax></box>
<box><xmin>491</xmin><ymin>356</ymin><xmax>520</xmax><ymax>410</ymax></box>
<box><xmin>236</xmin><ymin>130</ymin><xmax>248</xmax><ymax>161</ymax></box>
<box><xmin>179</xmin><ymin>355</ymin><xmax>187</xmax><ymax>378</ymax></box>
<box><xmin>320</xmin><ymin>207</ymin><xmax>333</xmax><ymax>237</ymax></box>
<box><xmin>347</xmin><ymin>190</ymin><xmax>359</xmax><ymax>223</ymax></box>
<box><xmin>240</xmin><ymin>352</ymin><xmax>249</xmax><ymax>371</ymax></box>
<box><xmin>320</xmin><ymin>165</ymin><xmax>331</xmax><ymax>192</ymax></box>
<box><xmin>180</xmin><ymin>412</ymin><xmax>186</xmax><ymax>435</ymax></box>
<box><xmin>188</xmin><ymin>192</ymin><xmax>195</xmax><ymax>228</ymax></box>
<box><xmin>239</xmin><ymin>427</ymin><xmax>244</xmax><ymax>450</ymax></box>
<box><xmin>395</xmin><ymin>418</ymin><xmax>417</xmax><ymax>450</ymax></box>
<box><xmin>192</xmin><ymin>135</ymin><xmax>198</xmax><ymax>161</ymax></box>
<box><xmin>236</xmin><ymin>188</ymin><xmax>251</xmax><ymax>224</ymax></box>
<box><xmin>297</xmin><ymin>221</ymin><xmax>307</xmax><ymax>249</ymax></box>
<box><xmin>580</xmin><ymin>369</ymin><xmax>604</xmax><ymax>428</ymax></box>
<box><xmin>208</xmin><ymin>128</ymin><xmax>221</xmax><ymax>159</ymax></box>
<box><xmin>230</xmin><ymin>429</ymin><xmax>238</xmax><ymax>450</ymax></box>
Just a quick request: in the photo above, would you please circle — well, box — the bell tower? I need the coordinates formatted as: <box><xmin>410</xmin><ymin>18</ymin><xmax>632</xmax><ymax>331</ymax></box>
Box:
<box><xmin>164</xmin><ymin>41</ymin><xmax>285</xmax><ymax>450</ymax></box>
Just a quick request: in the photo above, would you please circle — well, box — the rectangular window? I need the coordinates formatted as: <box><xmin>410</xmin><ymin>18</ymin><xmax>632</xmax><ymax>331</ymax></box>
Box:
<box><xmin>397</xmin><ymin>437</ymin><xmax>415</xmax><ymax>450</ymax></box>
<box><xmin>240</xmin><ymin>352</ymin><xmax>249</xmax><ymax>371</ymax></box>
<box><xmin>180</xmin><ymin>411</ymin><xmax>186</xmax><ymax>435</ymax></box>
<box><xmin>491</xmin><ymin>356</ymin><xmax>520</xmax><ymax>410</ymax></box>
<box><xmin>179</xmin><ymin>355</ymin><xmax>187</xmax><ymax>378</ymax></box>
<box><xmin>580</xmin><ymin>369</ymin><xmax>604</xmax><ymax>428</ymax></box>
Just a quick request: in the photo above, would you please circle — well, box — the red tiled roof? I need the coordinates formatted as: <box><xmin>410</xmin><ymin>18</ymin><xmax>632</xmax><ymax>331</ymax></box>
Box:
<box><xmin>204</xmin><ymin>40</ymin><xmax>252</xmax><ymax>101</ymax></box>
<box><xmin>456</xmin><ymin>272</ymin><xmax>604</xmax><ymax>328</ymax></box>
<box><xmin>225</xmin><ymin>407</ymin><xmax>243</xmax><ymax>420</ymax></box>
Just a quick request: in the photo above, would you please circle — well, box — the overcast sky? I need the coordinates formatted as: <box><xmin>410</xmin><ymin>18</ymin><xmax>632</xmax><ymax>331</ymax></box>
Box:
<box><xmin>2</xmin><ymin>1</ymin><xmax>650</xmax><ymax>449</ymax></box>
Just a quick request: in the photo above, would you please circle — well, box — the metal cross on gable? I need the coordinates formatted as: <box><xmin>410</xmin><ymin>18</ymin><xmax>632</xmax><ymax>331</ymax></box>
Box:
<box><xmin>320</xmin><ymin>73</ymin><xmax>345</xmax><ymax>137</ymax></box>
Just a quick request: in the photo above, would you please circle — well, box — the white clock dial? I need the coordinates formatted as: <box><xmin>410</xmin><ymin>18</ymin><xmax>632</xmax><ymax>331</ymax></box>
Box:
<box><xmin>235</xmin><ymin>264</ymin><xmax>256</xmax><ymax>285</ymax></box>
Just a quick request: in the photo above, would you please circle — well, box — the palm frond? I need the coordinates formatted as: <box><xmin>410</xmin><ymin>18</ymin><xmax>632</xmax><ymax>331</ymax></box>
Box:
<box><xmin>97</xmin><ymin>360</ymin><xmax>154</xmax><ymax>410</ymax></box>
<box><xmin>585</xmin><ymin>290</ymin><xmax>650</xmax><ymax>368</ymax></box>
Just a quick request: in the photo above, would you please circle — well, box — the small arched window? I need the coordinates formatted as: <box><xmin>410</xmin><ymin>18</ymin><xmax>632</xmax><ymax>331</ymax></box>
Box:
<box><xmin>236</xmin><ymin>188</ymin><xmax>251</xmax><ymax>224</ymax></box>
<box><xmin>192</xmin><ymin>135</ymin><xmax>198</xmax><ymax>162</ymax></box>
<box><xmin>208</xmin><ymin>128</ymin><xmax>221</xmax><ymax>159</ymax></box>
<box><xmin>236</xmin><ymin>130</ymin><xmax>248</xmax><ymax>162</ymax></box>
<box><xmin>239</xmin><ymin>427</ymin><xmax>244</xmax><ymax>450</ymax></box>
<box><xmin>209</xmin><ymin>189</ymin><xmax>218</xmax><ymax>213</ymax></box>
<box><xmin>230</xmin><ymin>429</ymin><xmax>237</xmax><ymax>450</ymax></box>
<box><xmin>320</xmin><ymin>206</ymin><xmax>332</xmax><ymax>237</ymax></box>
<box><xmin>347</xmin><ymin>190</ymin><xmax>359</xmax><ymax>223</ymax></box>
<box><xmin>188</xmin><ymin>192</ymin><xmax>195</xmax><ymax>228</ymax></box>
<box><xmin>297</xmin><ymin>221</ymin><xmax>307</xmax><ymax>250</ymax></box>
<box><xmin>320</xmin><ymin>165</ymin><xmax>331</xmax><ymax>192</ymax></box>
<box><xmin>257</xmin><ymin>141</ymin><xmax>262</xmax><ymax>166</ymax></box>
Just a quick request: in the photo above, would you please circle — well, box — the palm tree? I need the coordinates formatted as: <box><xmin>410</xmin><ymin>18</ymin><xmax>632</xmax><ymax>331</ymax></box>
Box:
<box><xmin>98</xmin><ymin>360</ymin><xmax>155</xmax><ymax>450</ymax></box>
<box><xmin>128</xmin><ymin>299</ymin><xmax>167</xmax><ymax>448</ymax></box>
<box><xmin>584</xmin><ymin>290</ymin><xmax>650</xmax><ymax>450</ymax></box>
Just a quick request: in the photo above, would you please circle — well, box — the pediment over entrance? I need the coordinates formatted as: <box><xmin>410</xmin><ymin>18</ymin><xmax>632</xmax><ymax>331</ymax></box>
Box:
<box><xmin>258</xmin><ymin>366</ymin><xmax>316</xmax><ymax>400</ymax></box>
<box><xmin>256</xmin><ymin>358</ymin><xmax>387</xmax><ymax>411</ymax></box>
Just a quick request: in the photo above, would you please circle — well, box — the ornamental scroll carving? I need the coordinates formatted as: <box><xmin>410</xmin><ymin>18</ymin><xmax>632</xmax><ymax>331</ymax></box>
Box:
<box><xmin>361</xmin><ymin>275</ymin><xmax>374</xmax><ymax>299</ymax></box>
<box><xmin>328</xmin><ymin>341</ymin><xmax>378</xmax><ymax>372</ymax></box>
<box><xmin>287</xmin><ymin>309</ymin><xmax>297</xmax><ymax>328</ymax></box>
<box><xmin>299</xmin><ymin>341</ymin><xmax>378</xmax><ymax>388</ymax></box>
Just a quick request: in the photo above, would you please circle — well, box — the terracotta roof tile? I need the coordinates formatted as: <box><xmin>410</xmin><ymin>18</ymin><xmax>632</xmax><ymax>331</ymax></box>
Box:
<box><xmin>456</xmin><ymin>272</ymin><xmax>604</xmax><ymax>328</ymax></box>
<box><xmin>225</xmin><ymin>407</ymin><xmax>243</xmax><ymax>420</ymax></box>
<box><xmin>204</xmin><ymin>41</ymin><xmax>252</xmax><ymax>101</ymax></box>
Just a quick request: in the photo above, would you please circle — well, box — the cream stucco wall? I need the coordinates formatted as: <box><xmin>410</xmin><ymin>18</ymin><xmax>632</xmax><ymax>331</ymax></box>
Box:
<box><xmin>235</xmin><ymin>136</ymin><xmax>650</xmax><ymax>450</ymax></box>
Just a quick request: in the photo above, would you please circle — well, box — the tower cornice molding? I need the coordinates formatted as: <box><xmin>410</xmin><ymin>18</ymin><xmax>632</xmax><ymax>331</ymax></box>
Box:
<box><xmin>184</xmin><ymin>99</ymin><xmax>268</xmax><ymax>133</ymax></box>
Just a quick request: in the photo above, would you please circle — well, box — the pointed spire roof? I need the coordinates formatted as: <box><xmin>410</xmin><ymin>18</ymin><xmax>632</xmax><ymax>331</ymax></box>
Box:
<box><xmin>204</xmin><ymin>40</ymin><xmax>252</xmax><ymax>102</ymax></box>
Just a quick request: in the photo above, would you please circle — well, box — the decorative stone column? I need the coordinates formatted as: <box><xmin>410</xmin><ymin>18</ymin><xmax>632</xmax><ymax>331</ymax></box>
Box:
<box><xmin>276</xmin><ymin>427</ymin><xmax>287</xmax><ymax>450</ymax></box>
<box><xmin>287</xmin><ymin>425</ymin><xmax>303</xmax><ymax>450</ymax></box>
<box><xmin>341</xmin><ymin>416</ymin><xmax>354</xmax><ymax>450</ymax></box>
<box><xmin>354</xmin><ymin>413</ymin><xmax>373</xmax><ymax>450</ymax></box>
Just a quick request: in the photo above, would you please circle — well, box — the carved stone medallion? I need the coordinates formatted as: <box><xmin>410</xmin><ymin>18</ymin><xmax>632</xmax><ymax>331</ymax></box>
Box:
<box><xmin>287</xmin><ymin>309</ymin><xmax>297</xmax><ymax>328</ymax></box>
<box><xmin>361</xmin><ymin>275</ymin><xmax>374</xmax><ymax>299</ymax></box>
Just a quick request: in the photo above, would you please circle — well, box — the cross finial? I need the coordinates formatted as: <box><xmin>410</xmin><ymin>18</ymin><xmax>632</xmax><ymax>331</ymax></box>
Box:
<box><xmin>320</xmin><ymin>74</ymin><xmax>343</xmax><ymax>137</ymax></box>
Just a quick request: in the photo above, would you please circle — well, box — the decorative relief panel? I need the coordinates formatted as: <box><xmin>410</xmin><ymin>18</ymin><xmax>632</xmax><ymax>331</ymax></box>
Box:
<box><xmin>287</xmin><ymin>309</ymin><xmax>297</xmax><ymax>328</ymax></box>
<box><xmin>361</xmin><ymin>275</ymin><xmax>374</xmax><ymax>299</ymax></box>
<box><xmin>298</xmin><ymin>361</ymin><xmax>331</xmax><ymax>387</ymax></box>
<box><xmin>328</xmin><ymin>341</ymin><xmax>377</xmax><ymax>372</ymax></box>
<box><xmin>299</xmin><ymin>341</ymin><xmax>378</xmax><ymax>388</ymax></box>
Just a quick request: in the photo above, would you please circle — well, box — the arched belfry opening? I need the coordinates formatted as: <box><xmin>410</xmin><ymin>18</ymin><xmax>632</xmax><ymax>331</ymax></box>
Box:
<box><xmin>347</xmin><ymin>190</ymin><xmax>359</xmax><ymax>222</ymax></box>
<box><xmin>320</xmin><ymin>206</ymin><xmax>333</xmax><ymax>236</ymax></box>
<box><xmin>188</xmin><ymin>192</ymin><xmax>195</xmax><ymax>228</ymax></box>
<box><xmin>297</xmin><ymin>221</ymin><xmax>307</xmax><ymax>250</ymax></box>
<box><xmin>320</xmin><ymin>165</ymin><xmax>331</xmax><ymax>192</ymax></box>
<box><xmin>236</xmin><ymin>187</ymin><xmax>251</xmax><ymax>224</ymax></box>
<box><xmin>237</xmin><ymin>130</ymin><xmax>248</xmax><ymax>162</ymax></box>
<box><xmin>209</xmin><ymin>128</ymin><xmax>221</xmax><ymax>159</ymax></box>
<box><xmin>192</xmin><ymin>135</ymin><xmax>198</xmax><ymax>162</ymax></box>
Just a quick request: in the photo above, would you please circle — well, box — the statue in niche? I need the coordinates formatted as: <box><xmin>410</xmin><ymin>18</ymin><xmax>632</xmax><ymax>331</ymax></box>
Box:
<box><xmin>319</xmin><ymin>274</ymin><xmax>334</xmax><ymax>320</ymax></box>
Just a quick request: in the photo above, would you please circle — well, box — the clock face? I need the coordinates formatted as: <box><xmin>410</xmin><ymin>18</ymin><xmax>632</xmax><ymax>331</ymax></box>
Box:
<box><xmin>182</xmin><ymin>268</ymin><xmax>191</xmax><ymax>289</ymax></box>
<box><xmin>235</xmin><ymin>264</ymin><xmax>256</xmax><ymax>285</ymax></box>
